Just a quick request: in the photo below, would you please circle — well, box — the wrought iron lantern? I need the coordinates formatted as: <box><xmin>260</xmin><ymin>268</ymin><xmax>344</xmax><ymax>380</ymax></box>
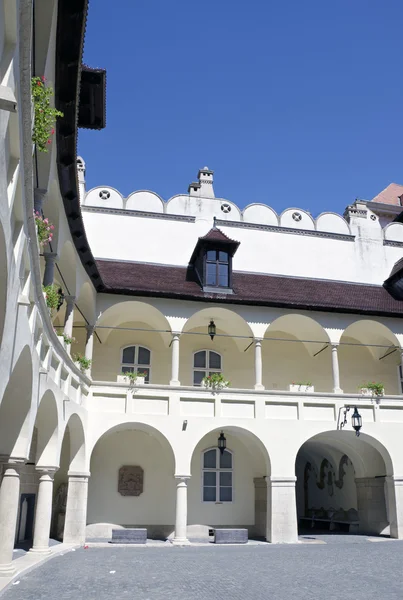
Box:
<box><xmin>218</xmin><ymin>431</ymin><xmax>226</xmax><ymax>455</ymax></box>
<box><xmin>208</xmin><ymin>319</ymin><xmax>216</xmax><ymax>341</ymax></box>
<box><xmin>340</xmin><ymin>405</ymin><xmax>362</xmax><ymax>437</ymax></box>
<box><xmin>351</xmin><ymin>406</ymin><xmax>362</xmax><ymax>436</ymax></box>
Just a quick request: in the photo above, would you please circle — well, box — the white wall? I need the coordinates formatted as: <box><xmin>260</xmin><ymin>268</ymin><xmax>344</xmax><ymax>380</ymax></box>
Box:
<box><xmin>87</xmin><ymin>429</ymin><xmax>176</xmax><ymax>532</ymax></box>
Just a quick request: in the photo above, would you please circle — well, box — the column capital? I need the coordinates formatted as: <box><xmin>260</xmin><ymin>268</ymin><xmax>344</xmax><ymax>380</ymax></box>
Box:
<box><xmin>43</xmin><ymin>252</ymin><xmax>58</xmax><ymax>263</ymax></box>
<box><xmin>269</xmin><ymin>476</ymin><xmax>297</xmax><ymax>487</ymax></box>
<box><xmin>171</xmin><ymin>332</ymin><xmax>181</xmax><ymax>339</ymax></box>
<box><xmin>68</xmin><ymin>470</ymin><xmax>90</xmax><ymax>479</ymax></box>
<box><xmin>86</xmin><ymin>323</ymin><xmax>96</xmax><ymax>335</ymax></box>
<box><xmin>35</xmin><ymin>466</ymin><xmax>58</xmax><ymax>477</ymax></box>
<box><xmin>254</xmin><ymin>338</ymin><xmax>263</xmax><ymax>344</ymax></box>
<box><xmin>331</xmin><ymin>343</ymin><xmax>339</xmax><ymax>349</ymax></box>
<box><xmin>64</xmin><ymin>295</ymin><xmax>76</xmax><ymax>305</ymax></box>
<box><xmin>0</xmin><ymin>455</ymin><xmax>25</xmax><ymax>467</ymax></box>
<box><xmin>174</xmin><ymin>475</ymin><xmax>191</xmax><ymax>482</ymax></box>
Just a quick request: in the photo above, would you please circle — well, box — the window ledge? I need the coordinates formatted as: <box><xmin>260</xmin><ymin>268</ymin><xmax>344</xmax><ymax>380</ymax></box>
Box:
<box><xmin>202</xmin><ymin>286</ymin><xmax>234</xmax><ymax>295</ymax></box>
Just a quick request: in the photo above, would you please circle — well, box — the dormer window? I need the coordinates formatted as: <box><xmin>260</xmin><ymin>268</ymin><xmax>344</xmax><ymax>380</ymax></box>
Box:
<box><xmin>206</xmin><ymin>250</ymin><xmax>230</xmax><ymax>287</ymax></box>
<box><xmin>188</xmin><ymin>226</ymin><xmax>240</xmax><ymax>293</ymax></box>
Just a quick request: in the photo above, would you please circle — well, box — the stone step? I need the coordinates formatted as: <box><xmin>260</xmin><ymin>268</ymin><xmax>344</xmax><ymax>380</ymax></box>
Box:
<box><xmin>111</xmin><ymin>528</ymin><xmax>147</xmax><ymax>544</ymax></box>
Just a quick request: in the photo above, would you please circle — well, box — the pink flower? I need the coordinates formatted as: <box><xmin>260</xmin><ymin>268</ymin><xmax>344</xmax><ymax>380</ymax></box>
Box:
<box><xmin>41</xmin><ymin>76</ymin><xmax>46</xmax><ymax>82</ymax></box>
<box><xmin>44</xmin><ymin>218</ymin><xmax>48</xmax><ymax>224</ymax></box>
<box><xmin>51</xmin><ymin>129</ymin><xmax>55</xmax><ymax>135</ymax></box>
<box><xmin>47</xmin><ymin>139</ymin><xmax>51</xmax><ymax>144</ymax></box>
<box><xmin>37</xmin><ymin>81</ymin><xmax>41</xmax><ymax>86</ymax></box>
<box><xmin>50</xmin><ymin>225</ymin><xmax>54</xmax><ymax>229</ymax></box>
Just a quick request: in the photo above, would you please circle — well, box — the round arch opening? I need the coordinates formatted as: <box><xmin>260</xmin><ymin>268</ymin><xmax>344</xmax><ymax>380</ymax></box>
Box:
<box><xmin>187</xmin><ymin>426</ymin><xmax>270</xmax><ymax>540</ymax></box>
<box><xmin>86</xmin><ymin>423</ymin><xmax>176</xmax><ymax>540</ymax></box>
<box><xmin>295</xmin><ymin>430</ymin><xmax>392</xmax><ymax>537</ymax></box>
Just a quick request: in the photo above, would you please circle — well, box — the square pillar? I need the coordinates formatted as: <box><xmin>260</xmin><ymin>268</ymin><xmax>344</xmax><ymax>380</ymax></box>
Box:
<box><xmin>266</xmin><ymin>476</ymin><xmax>298</xmax><ymax>543</ymax></box>
<box><xmin>63</xmin><ymin>471</ymin><xmax>90</xmax><ymax>545</ymax></box>
<box><xmin>355</xmin><ymin>477</ymin><xmax>389</xmax><ymax>535</ymax></box>
<box><xmin>386</xmin><ymin>476</ymin><xmax>403</xmax><ymax>539</ymax></box>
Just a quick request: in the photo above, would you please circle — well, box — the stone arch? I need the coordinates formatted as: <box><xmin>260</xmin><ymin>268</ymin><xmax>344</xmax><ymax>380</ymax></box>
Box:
<box><xmin>86</xmin><ymin>422</ymin><xmax>176</xmax><ymax>539</ymax></box>
<box><xmin>84</xmin><ymin>186</ymin><xmax>123</xmax><ymax>209</ymax></box>
<box><xmin>60</xmin><ymin>413</ymin><xmax>87</xmax><ymax>472</ymax></box>
<box><xmin>33</xmin><ymin>389</ymin><xmax>60</xmax><ymax>467</ymax></box>
<box><xmin>316</xmin><ymin>212</ymin><xmax>351</xmax><ymax>235</ymax></box>
<box><xmin>263</xmin><ymin>314</ymin><xmax>331</xmax><ymax>392</ymax></box>
<box><xmin>242</xmin><ymin>203</ymin><xmax>279</xmax><ymax>226</ymax></box>
<box><xmin>186</xmin><ymin>425</ymin><xmax>270</xmax><ymax>539</ymax></box>
<box><xmin>339</xmin><ymin>319</ymin><xmax>400</xmax><ymax>394</ymax></box>
<box><xmin>280</xmin><ymin>208</ymin><xmax>315</xmax><ymax>230</ymax></box>
<box><xmin>125</xmin><ymin>190</ymin><xmax>164</xmax><ymax>213</ymax></box>
<box><xmin>94</xmin><ymin>300</ymin><xmax>172</xmax><ymax>383</ymax></box>
<box><xmin>295</xmin><ymin>430</ymin><xmax>393</xmax><ymax>536</ymax></box>
<box><xmin>181</xmin><ymin>307</ymin><xmax>254</xmax><ymax>388</ymax></box>
<box><xmin>0</xmin><ymin>219</ymin><xmax>7</xmax><ymax>350</ymax></box>
<box><xmin>0</xmin><ymin>345</ymin><xmax>33</xmax><ymax>459</ymax></box>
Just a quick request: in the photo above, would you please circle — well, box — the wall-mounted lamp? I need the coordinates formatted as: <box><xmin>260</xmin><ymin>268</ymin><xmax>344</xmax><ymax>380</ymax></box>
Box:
<box><xmin>340</xmin><ymin>405</ymin><xmax>362</xmax><ymax>437</ymax></box>
<box><xmin>218</xmin><ymin>431</ymin><xmax>226</xmax><ymax>454</ymax></box>
<box><xmin>208</xmin><ymin>319</ymin><xmax>216</xmax><ymax>341</ymax></box>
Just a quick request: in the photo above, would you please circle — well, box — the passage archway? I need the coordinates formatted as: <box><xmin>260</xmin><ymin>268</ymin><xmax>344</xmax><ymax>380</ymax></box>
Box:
<box><xmin>87</xmin><ymin>423</ymin><xmax>176</xmax><ymax>540</ymax></box>
<box><xmin>296</xmin><ymin>431</ymin><xmax>392</xmax><ymax>536</ymax></box>
<box><xmin>188</xmin><ymin>426</ymin><xmax>270</xmax><ymax>540</ymax></box>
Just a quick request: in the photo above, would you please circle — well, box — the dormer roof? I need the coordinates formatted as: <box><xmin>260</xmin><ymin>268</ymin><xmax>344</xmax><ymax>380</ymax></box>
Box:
<box><xmin>189</xmin><ymin>226</ymin><xmax>240</xmax><ymax>264</ymax></box>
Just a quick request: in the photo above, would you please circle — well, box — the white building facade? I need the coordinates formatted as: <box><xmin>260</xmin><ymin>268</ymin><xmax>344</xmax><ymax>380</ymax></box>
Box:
<box><xmin>2</xmin><ymin>0</ymin><xmax>403</xmax><ymax>578</ymax></box>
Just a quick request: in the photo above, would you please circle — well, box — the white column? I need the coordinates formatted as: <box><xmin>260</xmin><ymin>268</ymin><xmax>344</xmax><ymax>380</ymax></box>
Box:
<box><xmin>386</xmin><ymin>476</ymin><xmax>403</xmax><ymax>539</ymax></box>
<box><xmin>331</xmin><ymin>344</ymin><xmax>343</xmax><ymax>393</ymax></box>
<box><xmin>170</xmin><ymin>333</ymin><xmax>180</xmax><ymax>386</ymax></box>
<box><xmin>84</xmin><ymin>325</ymin><xmax>95</xmax><ymax>376</ymax></box>
<box><xmin>63</xmin><ymin>471</ymin><xmax>89</xmax><ymax>545</ymax></box>
<box><xmin>173</xmin><ymin>476</ymin><xmax>190</xmax><ymax>545</ymax></box>
<box><xmin>42</xmin><ymin>252</ymin><xmax>58</xmax><ymax>287</ymax></box>
<box><xmin>254</xmin><ymin>338</ymin><xmax>264</xmax><ymax>390</ymax></box>
<box><xmin>63</xmin><ymin>296</ymin><xmax>75</xmax><ymax>354</ymax></box>
<box><xmin>30</xmin><ymin>468</ymin><xmax>57</xmax><ymax>554</ymax></box>
<box><xmin>0</xmin><ymin>459</ymin><xmax>23</xmax><ymax>577</ymax></box>
<box><xmin>266</xmin><ymin>476</ymin><xmax>298</xmax><ymax>544</ymax></box>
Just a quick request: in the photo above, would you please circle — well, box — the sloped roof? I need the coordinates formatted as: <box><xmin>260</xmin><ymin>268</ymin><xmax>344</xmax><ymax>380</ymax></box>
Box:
<box><xmin>97</xmin><ymin>259</ymin><xmax>403</xmax><ymax>317</ymax></box>
<box><xmin>199</xmin><ymin>227</ymin><xmax>237</xmax><ymax>243</ymax></box>
<box><xmin>371</xmin><ymin>183</ymin><xmax>403</xmax><ymax>206</ymax></box>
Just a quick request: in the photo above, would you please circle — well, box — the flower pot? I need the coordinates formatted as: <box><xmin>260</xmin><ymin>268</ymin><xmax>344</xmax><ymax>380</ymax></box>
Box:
<box><xmin>117</xmin><ymin>375</ymin><xmax>145</xmax><ymax>385</ymax></box>
<box><xmin>360</xmin><ymin>387</ymin><xmax>384</xmax><ymax>397</ymax></box>
<box><xmin>289</xmin><ymin>384</ymin><xmax>314</xmax><ymax>393</ymax></box>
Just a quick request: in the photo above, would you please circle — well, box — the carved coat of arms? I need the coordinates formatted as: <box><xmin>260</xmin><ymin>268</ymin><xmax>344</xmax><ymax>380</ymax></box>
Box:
<box><xmin>118</xmin><ymin>465</ymin><xmax>144</xmax><ymax>496</ymax></box>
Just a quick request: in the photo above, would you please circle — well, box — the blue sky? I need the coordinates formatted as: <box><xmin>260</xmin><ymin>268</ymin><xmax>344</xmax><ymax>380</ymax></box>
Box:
<box><xmin>79</xmin><ymin>0</ymin><xmax>403</xmax><ymax>217</ymax></box>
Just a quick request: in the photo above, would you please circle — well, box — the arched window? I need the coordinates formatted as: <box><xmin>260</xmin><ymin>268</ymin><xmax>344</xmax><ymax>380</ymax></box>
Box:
<box><xmin>193</xmin><ymin>350</ymin><xmax>222</xmax><ymax>386</ymax></box>
<box><xmin>202</xmin><ymin>448</ymin><xmax>233</xmax><ymax>502</ymax></box>
<box><xmin>121</xmin><ymin>345</ymin><xmax>151</xmax><ymax>383</ymax></box>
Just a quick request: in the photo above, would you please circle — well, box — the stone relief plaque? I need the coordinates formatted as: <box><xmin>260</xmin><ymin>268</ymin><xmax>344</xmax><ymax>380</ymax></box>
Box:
<box><xmin>118</xmin><ymin>465</ymin><xmax>144</xmax><ymax>496</ymax></box>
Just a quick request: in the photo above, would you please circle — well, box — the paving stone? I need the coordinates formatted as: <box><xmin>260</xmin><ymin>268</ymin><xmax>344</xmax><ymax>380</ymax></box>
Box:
<box><xmin>2</xmin><ymin>540</ymin><xmax>403</xmax><ymax>600</ymax></box>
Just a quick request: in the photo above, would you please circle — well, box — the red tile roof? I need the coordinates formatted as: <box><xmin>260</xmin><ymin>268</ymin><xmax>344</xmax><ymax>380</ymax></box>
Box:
<box><xmin>371</xmin><ymin>183</ymin><xmax>403</xmax><ymax>206</ymax></box>
<box><xmin>97</xmin><ymin>260</ymin><xmax>403</xmax><ymax>317</ymax></box>
<box><xmin>199</xmin><ymin>227</ymin><xmax>238</xmax><ymax>243</ymax></box>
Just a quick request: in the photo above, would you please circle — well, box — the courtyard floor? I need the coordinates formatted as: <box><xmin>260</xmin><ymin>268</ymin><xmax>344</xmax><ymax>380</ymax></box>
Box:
<box><xmin>2</xmin><ymin>537</ymin><xmax>403</xmax><ymax>600</ymax></box>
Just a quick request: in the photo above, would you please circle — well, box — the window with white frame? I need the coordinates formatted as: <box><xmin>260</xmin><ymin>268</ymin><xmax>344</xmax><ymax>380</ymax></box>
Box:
<box><xmin>202</xmin><ymin>448</ymin><xmax>233</xmax><ymax>502</ymax></box>
<box><xmin>121</xmin><ymin>345</ymin><xmax>151</xmax><ymax>382</ymax></box>
<box><xmin>193</xmin><ymin>350</ymin><xmax>222</xmax><ymax>386</ymax></box>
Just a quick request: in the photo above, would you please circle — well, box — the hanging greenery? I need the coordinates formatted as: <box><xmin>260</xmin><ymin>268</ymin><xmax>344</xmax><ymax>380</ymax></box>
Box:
<box><xmin>43</xmin><ymin>284</ymin><xmax>62</xmax><ymax>310</ymax></box>
<box><xmin>34</xmin><ymin>211</ymin><xmax>54</xmax><ymax>246</ymax></box>
<box><xmin>31</xmin><ymin>76</ymin><xmax>63</xmax><ymax>152</ymax></box>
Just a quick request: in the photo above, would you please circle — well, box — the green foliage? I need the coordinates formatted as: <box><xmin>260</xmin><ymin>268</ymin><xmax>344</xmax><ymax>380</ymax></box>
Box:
<box><xmin>121</xmin><ymin>370</ymin><xmax>147</xmax><ymax>383</ymax></box>
<box><xmin>360</xmin><ymin>382</ymin><xmax>384</xmax><ymax>397</ymax></box>
<box><xmin>292</xmin><ymin>381</ymin><xmax>312</xmax><ymax>387</ymax></box>
<box><xmin>202</xmin><ymin>373</ymin><xmax>229</xmax><ymax>390</ymax></box>
<box><xmin>31</xmin><ymin>76</ymin><xmax>63</xmax><ymax>152</ymax></box>
<box><xmin>74</xmin><ymin>353</ymin><xmax>92</xmax><ymax>372</ymax></box>
<box><xmin>43</xmin><ymin>284</ymin><xmax>62</xmax><ymax>310</ymax></box>
<box><xmin>34</xmin><ymin>211</ymin><xmax>54</xmax><ymax>246</ymax></box>
<box><xmin>62</xmin><ymin>333</ymin><xmax>75</xmax><ymax>345</ymax></box>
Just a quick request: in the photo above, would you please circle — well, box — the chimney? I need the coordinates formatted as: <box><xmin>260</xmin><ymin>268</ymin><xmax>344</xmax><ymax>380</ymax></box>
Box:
<box><xmin>188</xmin><ymin>167</ymin><xmax>215</xmax><ymax>198</ymax></box>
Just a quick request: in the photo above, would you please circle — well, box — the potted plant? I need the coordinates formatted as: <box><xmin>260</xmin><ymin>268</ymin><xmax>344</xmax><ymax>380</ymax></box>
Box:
<box><xmin>31</xmin><ymin>76</ymin><xmax>63</xmax><ymax>152</ymax></box>
<box><xmin>289</xmin><ymin>381</ymin><xmax>314</xmax><ymax>393</ymax></box>
<box><xmin>34</xmin><ymin>211</ymin><xmax>55</xmax><ymax>247</ymax></box>
<box><xmin>73</xmin><ymin>353</ymin><xmax>91</xmax><ymax>373</ymax></box>
<box><xmin>360</xmin><ymin>382</ymin><xmax>384</xmax><ymax>398</ymax></box>
<box><xmin>62</xmin><ymin>332</ymin><xmax>75</xmax><ymax>346</ymax></box>
<box><xmin>117</xmin><ymin>371</ymin><xmax>147</xmax><ymax>385</ymax></box>
<box><xmin>202</xmin><ymin>373</ymin><xmax>229</xmax><ymax>391</ymax></box>
<box><xmin>43</xmin><ymin>284</ymin><xmax>62</xmax><ymax>312</ymax></box>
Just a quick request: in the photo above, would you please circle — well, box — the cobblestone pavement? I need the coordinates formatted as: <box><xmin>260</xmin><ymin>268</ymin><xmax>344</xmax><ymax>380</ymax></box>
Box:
<box><xmin>2</xmin><ymin>540</ymin><xmax>403</xmax><ymax>600</ymax></box>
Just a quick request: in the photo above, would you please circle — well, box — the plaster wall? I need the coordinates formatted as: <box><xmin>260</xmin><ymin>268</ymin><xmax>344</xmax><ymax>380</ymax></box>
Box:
<box><xmin>82</xmin><ymin>207</ymin><xmax>402</xmax><ymax>285</ymax></box>
<box><xmin>87</xmin><ymin>429</ymin><xmax>176</xmax><ymax>532</ymax></box>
